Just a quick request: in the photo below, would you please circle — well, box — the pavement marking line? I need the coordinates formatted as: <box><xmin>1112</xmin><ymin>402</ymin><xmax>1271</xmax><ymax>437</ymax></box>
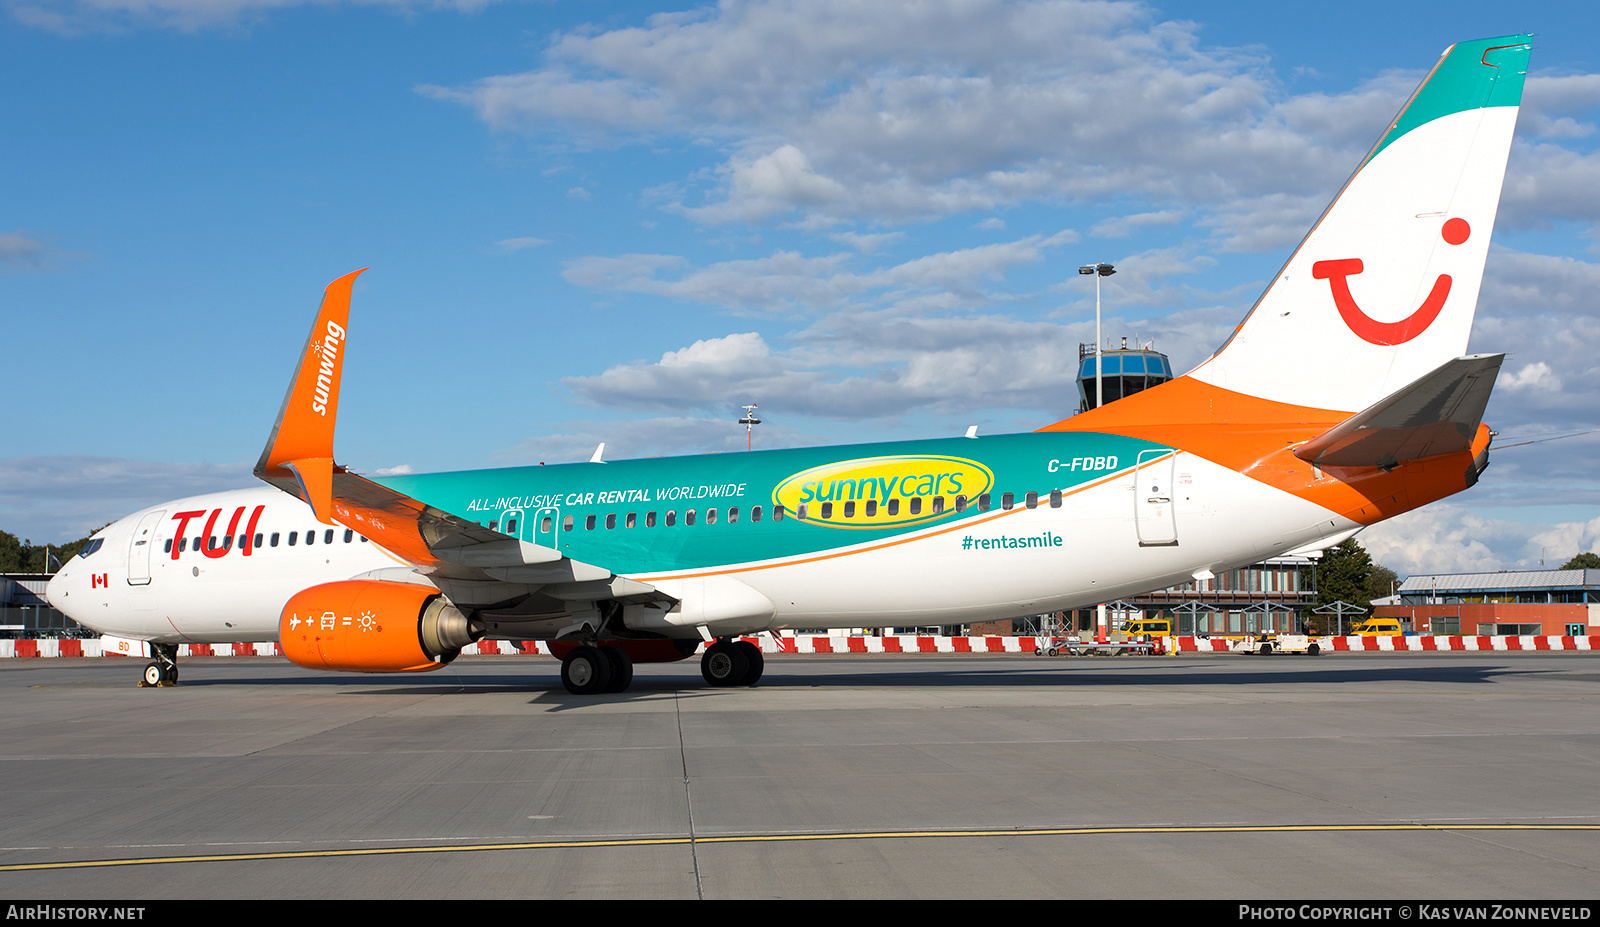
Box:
<box><xmin>3</xmin><ymin>823</ymin><xmax>1598</xmax><ymax>872</ymax></box>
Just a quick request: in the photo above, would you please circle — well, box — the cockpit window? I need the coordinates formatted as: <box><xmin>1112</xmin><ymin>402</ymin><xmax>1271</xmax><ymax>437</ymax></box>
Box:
<box><xmin>75</xmin><ymin>538</ymin><xmax>105</xmax><ymax>559</ymax></box>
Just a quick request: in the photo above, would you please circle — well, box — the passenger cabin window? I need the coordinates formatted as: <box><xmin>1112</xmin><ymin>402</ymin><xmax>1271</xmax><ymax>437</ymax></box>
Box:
<box><xmin>685</xmin><ymin>510</ymin><xmax>697</xmax><ymax>526</ymax></box>
<box><xmin>563</xmin><ymin>516</ymin><xmax>574</xmax><ymax>532</ymax></box>
<box><xmin>773</xmin><ymin>505</ymin><xmax>784</xmax><ymax>521</ymax></box>
<box><xmin>909</xmin><ymin>498</ymin><xmax>921</xmax><ymax>516</ymax></box>
<box><xmin>865</xmin><ymin>500</ymin><xmax>876</xmax><ymax>517</ymax></box>
<box><xmin>706</xmin><ymin>509</ymin><xmax>717</xmax><ymax>525</ymax></box>
<box><xmin>820</xmin><ymin>502</ymin><xmax>833</xmax><ymax>519</ymax></box>
<box><xmin>254</xmin><ymin>533</ymin><xmax>264</xmax><ymax>549</ymax></box>
<box><xmin>842</xmin><ymin>501</ymin><xmax>855</xmax><ymax>518</ymax></box>
<box><xmin>931</xmin><ymin>496</ymin><xmax>944</xmax><ymax>515</ymax></box>
<box><xmin>344</xmin><ymin>529</ymin><xmax>353</xmax><ymax>543</ymax></box>
<box><xmin>605</xmin><ymin>514</ymin><xmax>616</xmax><ymax>530</ymax></box>
<box><xmin>505</xmin><ymin>518</ymin><xmax>517</xmax><ymax>535</ymax></box>
<box><xmin>324</xmin><ymin>529</ymin><xmax>334</xmax><ymax>544</ymax></box>
<box><xmin>271</xmin><ymin>533</ymin><xmax>280</xmax><ymax>547</ymax></box>
<box><xmin>626</xmin><ymin>513</ymin><xmax>636</xmax><ymax>528</ymax></box>
<box><xmin>887</xmin><ymin>499</ymin><xmax>900</xmax><ymax>516</ymax></box>
<box><xmin>163</xmin><ymin>539</ymin><xmax>172</xmax><ymax>553</ymax></box>
<box><xmin>585</xmin><ymin>515</ymin><xmax>596</xmax><ymax>531</ymax></box>
<box><xmin>1025</xmin><ymin>491</ymin><xmax>1038</xmax><ymax>510</ymax></box>
<box><xmin>1049</xmin><ymin>489</ymin><xmax>1062</xmax><ymax>508</ymax></box>
<box><xmin>489</xmin><ymin>520</ymin><xmax>498</xmax><ymax>531</ymax></box>
<box><xmin>665</xmin><ymin>511</ymin><xmax>677</xmax><ymax>527</ymax></box>
<box><xmin>796</xmin><ymin>504</ymin><xmax>807</xmax><ymax>520</ymax></box>
<box><xmin>305</xmin><ymin>530</ymin><xmax>316</xmax><ymax>546</ymax></box>
<box><xmin>541</xmin><ymin>516</ymin><xmax>553</xmax><ymax>533</ymax></box>
<box><xmin>287</xmin><ymin>532</ymin><xmax>297</xmax><ymax>546</ymax></box>
<box><xmin>955</xmin><ymin>495</ymin><xmax>967</xmax><ymax>512</ymax></box>
<box><xmin>646</xmin><ymin>512</ymin><xmax>656</xmax><ymax>527</ymax></box>
<box><xmin>979</xmin><ymin>493</ymin><xmax>991</xmax><ymax>511</ymax></box>
<box><xmin>752</xmin><ymin>506</ymin><xmax>762</xmax><ymax>522</ymax></box>
<box><xmin>728</xmin><ymin>507</ymin><xmax>739</xmax><ymax>524</ymax></box>
<box><xmin>1001</xmin><ymin>493</ymin><xmax>1014</xmax><ymax>510</ymax></box>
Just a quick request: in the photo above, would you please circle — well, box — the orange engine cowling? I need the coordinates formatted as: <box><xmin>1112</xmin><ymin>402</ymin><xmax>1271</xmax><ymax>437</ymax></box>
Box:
<box><xmin>279</xmin><ymin>580</ymin><xmax>475</xmax><ymax>673</ymax></box>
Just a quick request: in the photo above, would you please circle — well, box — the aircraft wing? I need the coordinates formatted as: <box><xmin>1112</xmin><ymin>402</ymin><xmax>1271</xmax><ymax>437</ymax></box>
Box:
<box><xmin>253</xmin><ymin>270</ymin><xmax>667</xmax><ymax>613</ymax></box>
<box><xmin>1293</xmin><ymin>353</ymin><xmax>1503</xmax><ymax>468</ymax></box>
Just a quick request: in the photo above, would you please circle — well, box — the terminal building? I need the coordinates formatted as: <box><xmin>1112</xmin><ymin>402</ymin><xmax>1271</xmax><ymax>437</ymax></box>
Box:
<box><xmin>1047</xmin><ymin>556</ymin><xmax>1316</xmax><ymax>637</ymax></box>
<box><xmin>1375</xmin><ymin>569</ymin><xmax>1600</xmax><ymax>637</ymax></box>
<box><xmin>0</xmin><ymin>574</ymin><xmax>80</xmax><ymax>638</ymax></box>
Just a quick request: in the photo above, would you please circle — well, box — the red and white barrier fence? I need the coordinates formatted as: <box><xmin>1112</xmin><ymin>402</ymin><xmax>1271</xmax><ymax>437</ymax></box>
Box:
<box><xmin>0</xmin><ymin>634</ymin><xmax>1595</xmax><ymax>659</ymax></box>
<box><xmin>1176</xmin><ymin>634</ymin><xmax>1598</xmax><ymax>652</ymax></box>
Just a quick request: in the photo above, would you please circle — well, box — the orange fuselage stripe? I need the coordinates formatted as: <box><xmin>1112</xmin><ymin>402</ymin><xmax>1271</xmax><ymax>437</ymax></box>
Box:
<box><xmin>1038</xmin><ymin>375</ymin><xmax>1484</xmax><ymax>528</ymax></box>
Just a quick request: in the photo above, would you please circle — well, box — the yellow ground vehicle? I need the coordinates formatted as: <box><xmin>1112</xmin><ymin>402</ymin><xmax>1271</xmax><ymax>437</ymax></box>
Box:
<box><xmin>1121</xmin><ymin>619</ymin><xmax>1172</xmax><ymax>639</ymax></box>
<box><xmin>1350</xmin><ymin>618</ymin><xmax>1404</xmax><ymax>636</ymax></box>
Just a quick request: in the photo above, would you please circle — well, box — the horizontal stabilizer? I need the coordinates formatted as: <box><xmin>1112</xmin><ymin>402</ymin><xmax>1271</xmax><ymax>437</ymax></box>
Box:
<box><xmin>1293</xmin><ymin>354</ymin><xmax>1502</xmax><ymax>468</ymax></box>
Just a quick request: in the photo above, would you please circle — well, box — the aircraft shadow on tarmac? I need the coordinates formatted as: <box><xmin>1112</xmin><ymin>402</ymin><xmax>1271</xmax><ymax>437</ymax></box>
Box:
<box><xmin>146</xmin><ymin>658</ymin><xmax>1575</xmax><ymax>708</ymax></box>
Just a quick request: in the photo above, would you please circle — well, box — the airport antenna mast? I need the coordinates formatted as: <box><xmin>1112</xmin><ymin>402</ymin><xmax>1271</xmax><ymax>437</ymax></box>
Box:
<box><xmin>738</xmin><ymin>403</ymin><xmax>761</xmax><ymax>451</ymax></box>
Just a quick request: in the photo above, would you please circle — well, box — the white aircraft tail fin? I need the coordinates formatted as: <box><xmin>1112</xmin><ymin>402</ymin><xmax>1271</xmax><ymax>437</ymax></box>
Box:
<box><xmin>1189</xmin><ymin>35</ymin><xmax>1532</xmax><ymax>415</ymax></box>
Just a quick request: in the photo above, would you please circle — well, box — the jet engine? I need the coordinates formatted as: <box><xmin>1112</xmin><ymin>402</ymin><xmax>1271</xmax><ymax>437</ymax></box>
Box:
<box><xmin>279</xmin><ymin>579</ymin><xmax>477</xmax><ymax>673</ymax></box>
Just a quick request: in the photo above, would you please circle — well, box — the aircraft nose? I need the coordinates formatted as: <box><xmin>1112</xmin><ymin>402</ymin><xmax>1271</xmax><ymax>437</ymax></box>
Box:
<box><xmin>44</xmin><ymin>571</ymin><xmax>66</xmax><ymax>611</ymax></box>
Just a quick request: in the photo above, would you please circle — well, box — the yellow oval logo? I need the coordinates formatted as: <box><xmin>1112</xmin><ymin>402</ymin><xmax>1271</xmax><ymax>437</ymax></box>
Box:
<box><xmin>773</xmin><ymin>456</ymin><xmax>995</xmax><ymax>529</ymax></box>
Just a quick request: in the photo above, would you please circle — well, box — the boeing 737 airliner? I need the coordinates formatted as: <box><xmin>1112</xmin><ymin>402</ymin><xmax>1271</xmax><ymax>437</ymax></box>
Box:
<box><xmin>50</xmin><ymin>35</ymin><xmax>1529</xmax><ymax>694</ymax></box>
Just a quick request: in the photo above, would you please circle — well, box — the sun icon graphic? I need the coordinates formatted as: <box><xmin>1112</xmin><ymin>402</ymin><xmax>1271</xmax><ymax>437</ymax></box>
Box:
<box><xmin>357</xmin><ymin>611</ymin><xmax>376</xmax><ymax>632</ymax></box>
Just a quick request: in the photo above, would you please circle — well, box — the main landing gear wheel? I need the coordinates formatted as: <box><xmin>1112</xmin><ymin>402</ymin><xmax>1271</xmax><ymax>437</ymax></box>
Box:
<box><xmin>142</xmin><ymin>663</ymin><xmax>164</xmax><ymax>687</ymax></box>
<box><xmin>600</xmin><ymin>645</ymin><xmax>634</xmax><ymax>693</ymax></box>
<box><xmin>561</xmin><ymin>645</ymin><xmax>613</xmax><ymax>695</ymax></box>
<box><xmin>735</xmin><ymin>640</ymin><xmax>764</xmax><ymax>686</ymax></box>
<box><xmin>701</xmin><ymin>640</ymin><xmax>749</xmax><ymax>687</ymax></box>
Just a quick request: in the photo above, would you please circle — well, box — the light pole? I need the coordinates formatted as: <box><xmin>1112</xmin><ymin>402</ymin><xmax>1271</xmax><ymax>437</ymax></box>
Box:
<box><xmin>1078</xmin><ymin>263</ymin><xmax>1116</xmax><ymax>408</ymax></box>
<box><xmin>738</xmin><ymin>403</ymin><xmax>760</xmax><ymax>451</ymax></box>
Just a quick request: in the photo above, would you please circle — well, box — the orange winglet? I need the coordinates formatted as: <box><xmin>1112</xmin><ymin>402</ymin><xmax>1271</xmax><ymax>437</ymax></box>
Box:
<box><xmin>255</xmin><ymin>269</ymin><xmax>366</xmax><ymax>520</ymax></box>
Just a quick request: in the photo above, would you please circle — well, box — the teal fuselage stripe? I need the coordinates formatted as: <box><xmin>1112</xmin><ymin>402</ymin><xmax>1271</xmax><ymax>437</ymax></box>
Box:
<box><xmin>374</xmin><ymin>431</ymin><xmax>1169</xmax><ymax>574</ymax></box>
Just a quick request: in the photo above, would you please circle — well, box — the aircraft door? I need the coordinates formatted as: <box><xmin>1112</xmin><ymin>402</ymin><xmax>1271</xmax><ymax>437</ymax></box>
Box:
<box><xmin>534</xmin><ymin>507</ymin><xmax>560</xmax><ymax>548</ymax></box>
<box><xmin>1134</xmin><ymin>451</ymin><xmax>1178</xmax><ymax>547</ymax></box>
<box><xmin>501</xmin><ymin>508</ymin><xmax>526</xmax><ymax>540</ymax></box>
<box><xmin>126</xmin><ymin>510</ymin><xmax>166</xmax><ymax>585</ymax></box>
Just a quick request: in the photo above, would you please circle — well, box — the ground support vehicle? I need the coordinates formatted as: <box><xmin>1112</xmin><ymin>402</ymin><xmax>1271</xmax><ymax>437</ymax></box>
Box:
<box><xmin>1230</xmin><ymin>633</ymin><xmax>1321</xmax><ymax>655</ymax></box>
<box><xmin>1034</xmin><ymin>634</ymin><xmax>1162</xmax><ymax>656</ymax></box>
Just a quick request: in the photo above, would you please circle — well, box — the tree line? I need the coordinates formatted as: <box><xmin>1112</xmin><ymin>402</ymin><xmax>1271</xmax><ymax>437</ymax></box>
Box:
<box><xmin>0</xmin><ymin>530</ymin><xmax>98</xmax><ymax>574</ymax></box>
<box><xmin>1300</xmin><ymin>540</ymin><xmax>1600</xmax><ymax>632</ymax></box>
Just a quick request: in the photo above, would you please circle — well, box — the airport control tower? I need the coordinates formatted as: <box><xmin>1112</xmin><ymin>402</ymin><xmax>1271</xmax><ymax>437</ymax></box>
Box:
<box><xmin>1076</xmin><ymin>338</ymin><xmax>1173</xmax><ymax>412</ymax></box>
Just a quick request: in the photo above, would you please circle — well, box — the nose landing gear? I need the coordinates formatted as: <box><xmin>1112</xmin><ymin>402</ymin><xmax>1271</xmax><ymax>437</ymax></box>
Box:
<box><xmin>139</xmin><ymin>644</ymin><xmax>180</xmax><ymax>687</ymax></box>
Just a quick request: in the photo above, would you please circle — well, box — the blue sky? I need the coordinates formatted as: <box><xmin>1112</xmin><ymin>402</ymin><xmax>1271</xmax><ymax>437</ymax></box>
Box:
<box><xmin>4</xmin><ymin>0</ymin><xmax>1599</xmax><ymax>575</ymax></box>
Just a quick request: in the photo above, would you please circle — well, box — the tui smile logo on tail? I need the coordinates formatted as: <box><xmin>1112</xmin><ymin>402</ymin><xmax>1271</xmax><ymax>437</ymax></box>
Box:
<box><xmin>1313</xmin><ymin>218</ymin><xmax>1471</xmax><ymax>346</ymax></box>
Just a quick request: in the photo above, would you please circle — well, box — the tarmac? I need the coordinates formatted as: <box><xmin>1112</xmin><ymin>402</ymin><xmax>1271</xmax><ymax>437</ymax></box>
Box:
<box><xmin>1</xmin><ymin>650</ymin><xmax>1597</xmax><ymax>899</ymax></box>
